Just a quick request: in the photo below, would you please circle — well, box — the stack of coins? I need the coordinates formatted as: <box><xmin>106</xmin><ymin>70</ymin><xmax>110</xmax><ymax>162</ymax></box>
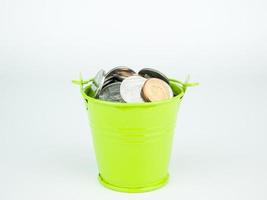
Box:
<box><xmin>90</xmin><ymin>67</ymin><xmax>174</xmax><ymax>103</ymax></box>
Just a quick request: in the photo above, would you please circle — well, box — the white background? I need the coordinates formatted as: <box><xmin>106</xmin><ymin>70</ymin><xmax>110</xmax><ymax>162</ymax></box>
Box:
<box><xmin>1</xmin><ymin>0</ymin><xmax>267</xmax><ymax>199</ymax></box>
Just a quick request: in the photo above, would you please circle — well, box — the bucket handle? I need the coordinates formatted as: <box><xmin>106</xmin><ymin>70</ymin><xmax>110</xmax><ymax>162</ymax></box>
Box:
<box><xmin>72</xmin><ymin>73</ymin><xmax>198</xmax><ymax>91</ymax></box>
<box><xmin>72</xmin><ymin>74</ymin><xmax>199</xmax><ymax>103</ymax></box>
<box><xmin>72</xmin><ymin>73</ymin><xmax>94</xmax><ymax>110</ymax></box>
<box><xmin>169</xmin><ymin>75</ymin><xmax>199</xmax><ymax>93</ymax></box>
<box><xmin>72</xmin><ymin>73</ymin><xmax>92</xmax><ymax>90</ymax></box>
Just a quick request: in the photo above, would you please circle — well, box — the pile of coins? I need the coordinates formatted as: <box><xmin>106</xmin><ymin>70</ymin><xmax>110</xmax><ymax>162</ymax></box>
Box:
<box><xmin>90</xmin><ymin>67</ymin><xmax>174</xmax><ymax>103</ymax></box>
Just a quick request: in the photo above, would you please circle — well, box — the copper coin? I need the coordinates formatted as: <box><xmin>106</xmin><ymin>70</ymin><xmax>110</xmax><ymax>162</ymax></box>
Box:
<box><xmin>141</xmin><ymin>78</ymin><xmax>173</xmax><ymax>102</ymax></box>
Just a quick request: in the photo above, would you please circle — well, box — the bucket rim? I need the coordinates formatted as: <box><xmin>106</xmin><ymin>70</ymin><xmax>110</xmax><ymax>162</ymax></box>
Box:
<box><xmin>80</xmin><ymin>78</ymin><xmax>185</xmax><ymax>107</ymax></box>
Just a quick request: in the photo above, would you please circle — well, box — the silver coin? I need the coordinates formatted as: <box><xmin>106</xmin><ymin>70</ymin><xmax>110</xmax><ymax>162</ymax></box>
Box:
<box><xmin>138</xmin><ymin>68</ymin><xmax>169</xmax><ymax>84</ymax></box>
<box><xmin>91</xmin><ymin>69</ymin><xmax>106</xmax><ymax>97</ymax></box>
<box><xmin>105</xmin><ymin>66</ymin><xmax>136</xmax><ymax>81</ymax></box>
<box><xmin>101</xmin><ymin>66</ymin><xmax>132</xmax><ymax>89</ymax></box>
<box><xmin>120</xmin><ymin>75</ymin><xmax>147</xmax><ymax>103</ymax></box>
<box><xmin>98</xmin><ymin>82</ymin><xmax>124</xmax><ymax>102</ymax></box>
<box><xmin>102</xmin><ymin>76</ymin><xmax>114</xmax><ymax>88</ymax></box>
<box><xmin>102</xmin><ymin>74</ymin><xmax>125</xmax><ymax>90</ymax></box>
<box><xmin>104</xmin><ymin>75</ymin><xmax>114</xmax><ymax>82</ymax></box>
<box><xmin>113</xmin><ymin>74</ymin><xmax>127</xmax><ymax>81</ymax></box>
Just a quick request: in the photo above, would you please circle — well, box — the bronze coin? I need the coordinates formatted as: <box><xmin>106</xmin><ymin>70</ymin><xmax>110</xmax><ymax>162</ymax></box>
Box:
<box><xmin>140</xmin><ymin>87</ymin><xmax>150</xmax><ymax>102</ymax></box>
<box><xmin>142</xmin><ymin>78</ymin><xmax>173</xmax><ymax>102</ymax></box>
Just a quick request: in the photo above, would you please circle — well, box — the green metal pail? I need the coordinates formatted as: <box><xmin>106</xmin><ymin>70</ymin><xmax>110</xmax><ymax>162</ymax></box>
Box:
<box><xmin>74</xmin><ymin>77</ymin><xmax>195</xmax><ymax>193</ymax></box>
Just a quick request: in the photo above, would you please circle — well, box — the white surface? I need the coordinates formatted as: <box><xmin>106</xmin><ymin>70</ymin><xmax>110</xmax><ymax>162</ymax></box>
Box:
<box><xmin>1</xmin><ymin>0</ymin><xmax>267</xmax><ymax>199</ymax></box>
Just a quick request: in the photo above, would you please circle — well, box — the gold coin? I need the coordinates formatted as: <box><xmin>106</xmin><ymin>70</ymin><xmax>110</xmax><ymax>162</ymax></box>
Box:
<box><xmin>141</xmin><ymin>78</ymin><xmax>173</xmax><ymax>102</ymax></box>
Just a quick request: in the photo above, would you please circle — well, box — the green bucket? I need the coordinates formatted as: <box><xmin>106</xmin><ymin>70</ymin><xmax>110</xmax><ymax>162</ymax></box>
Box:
<box><xmin>73</xmin><ymin>76</ymin><xmax>197</xmax><ymax>193</ymax></box>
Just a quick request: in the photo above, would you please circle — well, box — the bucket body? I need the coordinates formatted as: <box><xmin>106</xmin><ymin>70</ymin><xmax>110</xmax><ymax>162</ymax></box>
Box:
<box><xmin>81</xmin><ymin>80</ymin><xmax>184</xmax><ymax>192</ymax></box>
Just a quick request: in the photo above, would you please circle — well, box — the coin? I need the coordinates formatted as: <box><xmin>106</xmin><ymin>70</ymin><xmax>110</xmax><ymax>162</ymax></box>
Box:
<box><xmin>91</xmin><ymin>69</ymin><xmax>106</xmax><ymax>98</ymax></box>
<box><xmin>138</xmin><ymin>68</ymin><xmax>169</xmax><ymax>84</ymax></box>
<box><xmin>102</xmin><ymin>76</ymin><xmax>118</xmax><ymax>88</ymax></box>
<box><xmin>101</xmin><ymin>67</ymin><xmax>136</xmax><ymax>91</ymax></box>
<box><xmin>98</xmin><ymin>82</ymin><xmax>124</xmax><ymax>102</ymax></box>
<box><xmin>141</xmin><ymin>78</ymin><xmax>173</xmax><ymax>102</ymax></box>
<box><xmin>105</xmin><ymin>66</ymin><xmax>136</xmax><ymax>81</ymax></box>
<box><xmin>120</xmin><ymin>75</ymin><xmax>147</xmax><ymax>103</ymax></box>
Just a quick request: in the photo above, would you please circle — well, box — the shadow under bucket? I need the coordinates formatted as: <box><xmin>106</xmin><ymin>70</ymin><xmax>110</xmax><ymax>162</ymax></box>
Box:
<box><xmin>74</xmin><ymin>77</ymin><xmax>196</xmax><ymax>193</ymax></box>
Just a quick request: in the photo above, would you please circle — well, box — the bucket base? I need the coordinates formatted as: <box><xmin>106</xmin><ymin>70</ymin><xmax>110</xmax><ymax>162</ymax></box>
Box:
<box><xmin>98</xmin><ymin>173</ymin><xmax>169</xmax><ymax>193</ymax></box>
